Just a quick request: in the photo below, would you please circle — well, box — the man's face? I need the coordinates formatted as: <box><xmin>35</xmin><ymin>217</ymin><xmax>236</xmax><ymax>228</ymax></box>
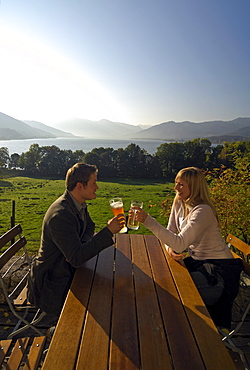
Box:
<box><xmin>81</xmin><ymin>172</ymin><xmax>99</xmax><ymax>201</ymax></box>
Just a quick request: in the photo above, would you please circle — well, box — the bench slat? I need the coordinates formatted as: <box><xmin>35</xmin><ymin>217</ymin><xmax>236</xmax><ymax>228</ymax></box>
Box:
<box><xmin>227</xmin><ymin>234</ymin><xmax>250</xmax><ymax>258</ymax></box>
<box><xmin>13</xmin><ymin>285</ymin><xmax>29</xmax><ymax>306</ymax></box>
<box><xmin>0</xmin><ymin>339</ymin><xmax>13</xmax><ymax>366</ymax></box>
<box><xmin>227</xmin><ymin>234</ymin><xmax>250</xmax><ymax>277</ymax></box>
<box><xmin>23</xmin><ymin>336</ymin><xmax>47</xmax><ymax>370</ymax></box>
<box><xmin>0</xmin><ymin>237</ymin><xmax>27</xmax><ymax>270</ymax></box>
<box><xmin>6</xmin><ymin>337</ymin><xmax>30</xmax><ymax>369</ymax></box>
<box><xmin>0</xmin><ymin>224</ymin><xmax>22</xmax><ymax>250</ymax></box>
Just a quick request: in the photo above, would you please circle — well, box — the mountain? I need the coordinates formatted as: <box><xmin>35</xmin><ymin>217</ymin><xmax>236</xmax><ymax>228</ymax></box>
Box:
<box><xmin>205</xmin><ymin>125</ymin><xmax>250</xmax><ymax>143</ymax></box>
<box><xmin>131</xmin><ymin>118</ymin><xmax>250</xmax><ymax>141</ymax></box>
<box><xmin>24</xmin><ymin>120</ymin><xmax>75</xmax><ymax>138</ymax></box>
<box><xmin>55</xmin><ymin>118</ymin><xmax>142</xmax><ymax>139</ymax></box>
<box><xmin>1</xmin><ymin>112</ymin><xmax>250</xmax><ymax>142</ymax></box>
<box><xmin>0</xmin><ymin>112</ymin><xmax>75</xmax><ymax>140</ymax></box>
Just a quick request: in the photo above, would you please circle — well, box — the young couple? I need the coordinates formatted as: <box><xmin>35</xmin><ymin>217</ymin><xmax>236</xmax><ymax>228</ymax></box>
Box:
<box><xmin>29</xmin><ymin>163</ymin><xmax>242</xmax><ymax>330</ymax></box>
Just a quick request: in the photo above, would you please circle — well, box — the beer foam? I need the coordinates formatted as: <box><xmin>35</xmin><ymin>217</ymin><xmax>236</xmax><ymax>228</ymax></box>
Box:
<box><xmin>112</xmin><ymin>202</ymin><xmax>123</xmax><ymax>208</ymax></box>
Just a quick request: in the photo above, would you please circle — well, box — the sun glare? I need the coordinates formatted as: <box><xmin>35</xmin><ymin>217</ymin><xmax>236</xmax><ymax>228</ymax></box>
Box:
<box><xmin>0</xmin><ymin>25</ymin><xmax>130</xmax><ymax>125</ymax></box>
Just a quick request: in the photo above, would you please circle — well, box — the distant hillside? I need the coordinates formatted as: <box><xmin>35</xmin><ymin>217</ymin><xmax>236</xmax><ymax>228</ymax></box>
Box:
<box><xmin>205</xmin><ymin>125</ymin><xmax>250</xmax><ymax>143</ymax></box>
<box><xmin>55</xmin><ymin>118</ymin><xmax>142</xmax><ymax>139</ymax></box>
<box><xmin>0</xmin><ymin>128</ymin><xmax>26</xmax><ymax>140</ymax></box>
<box><xmin>24</xmin><ymin>120</ymin><xmax>76</xmax><ymax>138</ymax></box>
<box><xmin>0</xmin><ymin>112</ymin><xmax>75</xmax><ymax>140</ymax></box>
<box><xmin>0</xmin><ymin>113</ymin><xmax>56</xmax><ymax>140</ymax></box>
<box><xmin>132</xmin><ymin>118</ymin><xmax>250</xmax><ymax>141</ymax></box>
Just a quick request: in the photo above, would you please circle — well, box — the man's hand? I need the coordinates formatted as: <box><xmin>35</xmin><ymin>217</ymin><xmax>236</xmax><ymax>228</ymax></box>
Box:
<box><xmin>107</xmin><ymin>214</ymin><xmax>126</xmax><ymax>234</ymax></box>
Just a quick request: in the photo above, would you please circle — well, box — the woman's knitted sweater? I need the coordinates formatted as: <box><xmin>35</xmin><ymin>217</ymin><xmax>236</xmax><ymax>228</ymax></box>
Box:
<box><xmin>143</xmin><ymin>201</ymin><xmax>233</xmax><ymax>260</ymax></box>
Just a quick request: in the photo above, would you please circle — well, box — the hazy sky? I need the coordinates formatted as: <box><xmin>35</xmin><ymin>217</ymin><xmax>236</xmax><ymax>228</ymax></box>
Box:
<box><xmin>0</xmin><ymin>0</ymin><xmax>250</xmax><ymax>127</ymax></box>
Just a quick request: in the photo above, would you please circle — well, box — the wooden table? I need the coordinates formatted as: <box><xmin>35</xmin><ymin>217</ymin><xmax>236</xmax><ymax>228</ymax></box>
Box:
<box><xmin>42</xmin><ymin>234</ymin><xmax>236</xmax><ymax>370</ymax></box>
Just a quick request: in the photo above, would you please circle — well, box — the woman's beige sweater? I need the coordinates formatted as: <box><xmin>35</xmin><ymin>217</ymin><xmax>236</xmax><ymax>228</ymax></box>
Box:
<box><xmin>143</xmin><ymin>201</ymin><xmax>233</xmax><ymax>260</ymax></box>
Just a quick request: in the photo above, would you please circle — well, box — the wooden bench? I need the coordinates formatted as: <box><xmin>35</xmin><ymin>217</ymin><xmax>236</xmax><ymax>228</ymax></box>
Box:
<box><xmin>0</xmin><ymin>336</ymin><xmax>47</xmax><ymax>370</ymax></box>
<box><xmin>0</xmin><ymin>224</ymin><xmax>46</xmax><ymax>338</ymax></box>
<box><xmin>227</xmin><ymin>234</ymin><xmax>250</xmax><ymax>276</ymax></box>
<box><xmin>226</xmin><ymin>233</ymin><xmax>250</xmax><ymax>321</ymax></box>
<box><xmin>218</xmin><ymin>234</ymin><xmax>250</xmax><ymax>369</ymax></box>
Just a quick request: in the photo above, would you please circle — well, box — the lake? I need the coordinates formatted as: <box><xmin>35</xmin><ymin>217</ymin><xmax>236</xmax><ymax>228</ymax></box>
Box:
<box><xmin>0</xmin><ymin>137</ymin><xmax>166</xmax><ymax>156</ymax></box>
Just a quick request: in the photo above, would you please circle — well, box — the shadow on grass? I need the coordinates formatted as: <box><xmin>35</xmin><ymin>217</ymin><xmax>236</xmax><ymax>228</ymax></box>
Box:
<box><xmin>2</xmin><ymin>169</ymin><xmax>175</xmax><ymax>185</ymax></box>
<box><xmin>99</xmin><ymin>177</ymin><xmax>171</xmax><ymax>186</ymax></box>
<box><xmin>0</xmin><ymin>180</ymin><xmax>13</xmax><ymax>187</ymax></box>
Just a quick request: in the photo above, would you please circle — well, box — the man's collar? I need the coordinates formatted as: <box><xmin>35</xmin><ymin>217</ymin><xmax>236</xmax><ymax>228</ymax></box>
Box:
<box><xmin>68</xmin><ymin>191</ymin><xmax>86</xmax><ymax>211</ymax></box>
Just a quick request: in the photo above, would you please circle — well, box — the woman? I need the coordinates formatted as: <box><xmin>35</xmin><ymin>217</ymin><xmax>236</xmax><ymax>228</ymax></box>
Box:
<box><xmin>133</xmin><ymin>167</ymin><xmax>243</xmax><ymax>330</ymax></box>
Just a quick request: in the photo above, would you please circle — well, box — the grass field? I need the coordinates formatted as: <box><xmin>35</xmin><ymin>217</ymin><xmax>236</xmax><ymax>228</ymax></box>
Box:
<box><xmin>0</xmin><ymin>176</ymin><xmax>175</xmax><ymax>253</ymax></box>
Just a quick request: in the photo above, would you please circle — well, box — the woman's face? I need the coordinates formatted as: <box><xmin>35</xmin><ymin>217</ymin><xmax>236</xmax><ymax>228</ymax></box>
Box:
<box><xmin>174</xmin><ymin>177</ymin><xmax>191</xmax><ymax>201</ymax></box>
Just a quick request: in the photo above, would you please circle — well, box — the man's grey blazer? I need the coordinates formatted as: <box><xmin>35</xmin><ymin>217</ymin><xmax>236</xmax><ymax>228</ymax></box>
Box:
<box><xmin>28</xmin><ymin>190</ymin><xmax>114</xmax><ymax>316</ymax></box>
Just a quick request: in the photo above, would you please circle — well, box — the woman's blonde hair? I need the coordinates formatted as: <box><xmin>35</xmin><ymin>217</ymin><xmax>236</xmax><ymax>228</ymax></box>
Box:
<box><xmin>174</xmin><ymin>167</ymin><xmax>218</xmax><ymax>221</ymax></box>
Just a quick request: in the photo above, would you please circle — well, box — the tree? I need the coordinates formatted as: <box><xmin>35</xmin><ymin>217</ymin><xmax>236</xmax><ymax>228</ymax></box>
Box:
<box><xmin>123</xmin><ymin>144</ymin><xmax>148</xmax><ymax>178</ymax></box>
<box><xmin>9</xmin><ymin>153</ymin><xmax>20</xmax><ymax>169</ymax></box>
<box><xmin>73</xmin><ymin>150</ymin><xmax>85</xmax><ymax>163</ymax></box>
<box><xmin>113</xmin><ymin>148</ymin><xmax>127</xmax><ymax>178</ymax></box>
<box><xmin>18</xmin><ymin>144</ymin><xmax>41</xmax><ymax>173</ymax></box>
<box><xmin>207</xmin><ymin>145</ymin><xmax>224</xmax><ymax>169</ymax></box>
<box><xmin>98</xmin><ymin>148</ymin><xmax>116</xmax><ymax>178</ymax></box>
<box><xmin>144</xmin><ymin>154</ymin><xmax>162</xmax><ymax>178</ymax></box>
<box><xmin>218</xmin><ymin>141</ymin><xmax>250</xmax><ymax>168</ymax></box>
<box><xmin>156</xmin><ymin>142</ymin><xmax>186</xmax><ymax>177</ymax></box>
<box><xmin>18</xmin><ymin>144</ymin><xmax>85</xmax><ymax>176</ymax></box>
<box><xmin>206</xmin><ymin>164</ymin><xmax>250</xmax><ymax>243</ymax></box>
<box><xmin>0</xmin><ymin>147</ymin><xmax>9</xmax><ymax>169</ymax></box>
<box><xmin>182</xmin><ymin>138</ymin><xmax>212</xmax><ymax>169</ymax></box>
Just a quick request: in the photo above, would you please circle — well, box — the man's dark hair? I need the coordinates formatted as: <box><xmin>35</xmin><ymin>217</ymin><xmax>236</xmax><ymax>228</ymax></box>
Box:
<box><xmin>65</xmin><ymin>163</ymin><xmax>98</xmax><ymax>191</ymax></box>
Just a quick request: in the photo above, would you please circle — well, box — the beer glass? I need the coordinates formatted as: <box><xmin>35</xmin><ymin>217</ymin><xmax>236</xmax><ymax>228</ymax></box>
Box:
<box><xmin>127</xmin><ymin>200</ymin><xmax>143</xmax><ymax>230</ymax></box>
<box><xmin>109</xmin><ymin>197</ymin><xmax>127</xmax><ymax>233</ymax></box>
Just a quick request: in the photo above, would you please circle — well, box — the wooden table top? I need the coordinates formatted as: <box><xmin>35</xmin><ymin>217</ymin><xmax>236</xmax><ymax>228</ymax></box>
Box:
<box><xmin>42</xmin><ymin>234</ymin><xmax>236</xmax><ymax>370</ymax></box>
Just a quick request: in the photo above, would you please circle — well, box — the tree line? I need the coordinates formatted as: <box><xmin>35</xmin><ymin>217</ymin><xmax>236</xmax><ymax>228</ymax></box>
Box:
<box><xmin>0</xmin><ymin>138</ymin><xmax>249</xmax><ymax>179</ymax></box>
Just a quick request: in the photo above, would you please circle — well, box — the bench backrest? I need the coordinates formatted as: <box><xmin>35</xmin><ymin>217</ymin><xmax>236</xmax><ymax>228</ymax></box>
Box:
<box><xmin>0</xmin><ymin>225</ymin><xmax>46</xmax><ymax>339</ymax></box>
<box><xmin>0</xmin><ymin>224</ymin><xmax>23</xmax><ymax>249</ymax></box>
<box><xmin>0</xmin><ymin>336</ymin><xmax>47</xmax><ymax>369</ymax></box>
<box><xmin>0</xmin><ymin>224</ymin><xmax>30</xmax><ymax>304</ymax></box>
<box><xmin>227</xmin><ymin>234</ymin><xmax>250</xmax><ymax>277</ymax></box>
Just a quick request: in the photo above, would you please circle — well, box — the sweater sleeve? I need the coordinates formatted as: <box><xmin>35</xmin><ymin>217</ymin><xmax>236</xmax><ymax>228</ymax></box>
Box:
<box><xmin>166</xmin><ymin>203</ymin><xmax>180</xmax><ymax>233</ymax></box>
<box><xmin>143</xmin><ymin>204</ymin><xmax>215</xmax><ymax>253</ymax></box>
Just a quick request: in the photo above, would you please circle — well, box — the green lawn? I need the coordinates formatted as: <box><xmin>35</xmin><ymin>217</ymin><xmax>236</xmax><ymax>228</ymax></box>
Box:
<box><xmin>0</xmin><ymin>177</ymin><xmax>175</xmax><ymax>253</ymax></box>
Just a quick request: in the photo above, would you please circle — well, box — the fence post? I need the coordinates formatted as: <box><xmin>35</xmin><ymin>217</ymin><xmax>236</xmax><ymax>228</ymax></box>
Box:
<box><xmin>10</xmin><ymin>200</ymin><xmax>15</xmax><ymax>243</ymax></box>
<box><xmin>11</xmin><ymin>200</ymin><xmax>15</xmax><ymax>227</ymax></box>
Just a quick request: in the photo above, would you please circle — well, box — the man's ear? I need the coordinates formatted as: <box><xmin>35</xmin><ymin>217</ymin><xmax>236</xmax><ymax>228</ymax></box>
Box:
<box><xmin>76</xmin><ymin>182</ymin><xmax>85</xmax><ymax>190</ymax></box>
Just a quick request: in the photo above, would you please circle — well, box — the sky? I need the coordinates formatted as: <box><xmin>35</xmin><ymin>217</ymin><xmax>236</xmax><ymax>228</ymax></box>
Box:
<box><xmin>0</xmin><ymin>0</ymin><xmax>250</xmax><ymax>128</ymax></box>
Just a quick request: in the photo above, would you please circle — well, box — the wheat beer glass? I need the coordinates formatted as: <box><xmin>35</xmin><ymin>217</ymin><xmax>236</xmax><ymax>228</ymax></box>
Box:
<box><xmin>127</xmin><ymin>200</ymin><xmax>143</xmax><ymax>230</ymax></box>
<box><xmin>109</xmin><ymin>197</ymin><xmax>127</xmax><ymax>233</ymax></box>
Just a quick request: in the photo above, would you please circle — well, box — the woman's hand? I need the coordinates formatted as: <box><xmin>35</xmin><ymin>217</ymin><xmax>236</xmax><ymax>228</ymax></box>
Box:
<box><xmin>167</xmin><ymin>246</ymin><xmax>184</xmax><ymax>261</ymax></box>
<box><xmin>129</xmin><ymin>207</ymin><xmax>148</xmax><ymax>223</ymax></box>
<box><xmin>107</xmin><ymin>214</ymin><xmax>126</xmax><ymax>234</ymax></box>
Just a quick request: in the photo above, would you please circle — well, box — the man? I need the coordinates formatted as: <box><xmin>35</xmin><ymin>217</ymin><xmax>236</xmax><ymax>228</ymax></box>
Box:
<box><xmin>28</xmin><ymin>163</ymin><xmax>125</xmax><ymax>317</ymax></box>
